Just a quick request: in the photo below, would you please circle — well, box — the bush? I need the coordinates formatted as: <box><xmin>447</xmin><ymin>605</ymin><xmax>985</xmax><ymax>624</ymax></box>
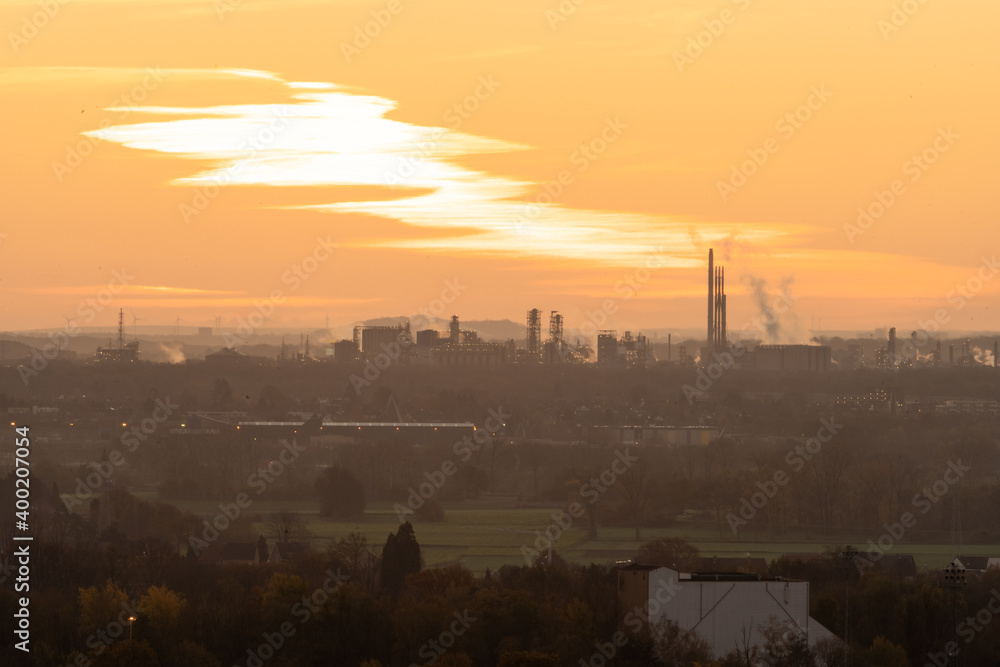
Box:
<box><xmin>414</xmin><ymin>496</ymin><xmax>445</xmax><ymax>522</ymax></box>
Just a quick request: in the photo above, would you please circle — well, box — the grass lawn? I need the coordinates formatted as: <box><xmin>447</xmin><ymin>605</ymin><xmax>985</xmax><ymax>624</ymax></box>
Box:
<box><xmin>115</xmin><ymin>493</ymin><xmax>1000</xmax><ymax>573</ymax></box>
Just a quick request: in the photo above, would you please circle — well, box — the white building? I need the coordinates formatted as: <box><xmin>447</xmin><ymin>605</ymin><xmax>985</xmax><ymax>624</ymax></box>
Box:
<box><xmin>618</xmin><ymin>564</ymin><xmax>837</xmax><ymax>659</ymax></box>
<box><xmin>953</xmin><ymin>555</ymin><xmax>1000</xmax><ymax>575</ymax></box>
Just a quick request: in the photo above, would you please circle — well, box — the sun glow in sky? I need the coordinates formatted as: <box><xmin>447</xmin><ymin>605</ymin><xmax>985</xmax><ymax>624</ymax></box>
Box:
<box><xmin>1</xmin><ymin>0</ymin><xmax>998</xmax><ymax>337</ymax></box>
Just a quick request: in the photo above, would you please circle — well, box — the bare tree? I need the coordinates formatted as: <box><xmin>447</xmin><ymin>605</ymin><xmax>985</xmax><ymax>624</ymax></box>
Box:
<box><xmin>330</xmin><ymin>532</ymin><xmax>377</xmax><ymax>591</ymax></box>
<box><xmin>652</xmin><ymin>617</ymin><xmax>714</xmax><ymax>666</ymax></box>
<box><xmin>134</xmin><ymin>537</ymin><xmax>175</xmax><ymax>587</ymax></box>
<box><xmin>722</xmin><ymin>621</ymin><xmax>762</xmax><ymax>667</ymax></box>
<box><xmin>617</xmin><ymin>464</ymin><xmax>652</xmax><ymax>541</ymax></box>
<box><xmin>266</xmin><ymin>511</ymin><xmax>308</xmax><ymax>543</ymax></box>
<box><xmin>634</xmin><ymin>536</ymin><xmax>699</xmax><ymax>570</ymax></box>
<box><xmin>566</xmin><ymin>466</ymin><xmax>603</xmax><ymax>538</ymax></box>
<box><xmin>853</xmin><ymin>456</ymin><xmax>891</xmax><ymax>530</ymax></box>
<box><xmin>801</xmin><ymin>442</ymin><xmax>854</xmax><ymax>528</ymax></box>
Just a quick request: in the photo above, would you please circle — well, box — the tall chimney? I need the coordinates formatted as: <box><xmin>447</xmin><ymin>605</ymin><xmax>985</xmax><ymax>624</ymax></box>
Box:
<box><xmin>721</xmin><ymin>267</ymin><xmax>726</xmax><ymax>348</ymax></box>
<box><xmin>707</xmin><ymin>249</ymin><xmax>714</xmax><ymax>352</ymax></box>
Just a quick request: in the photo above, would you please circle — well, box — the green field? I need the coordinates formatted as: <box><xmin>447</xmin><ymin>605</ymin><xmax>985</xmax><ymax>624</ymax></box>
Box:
<box><xmin>152</xmin><ymin>494</ymin><xmax>998</xmax><ymax>573</ymax></box>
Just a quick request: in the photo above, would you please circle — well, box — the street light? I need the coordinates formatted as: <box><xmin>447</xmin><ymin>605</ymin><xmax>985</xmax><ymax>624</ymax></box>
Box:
<box><xmin>838</xmin><ymin>545</ymin><xmax>859</xmax><ymax>667</ymax></box>
<box><xmin>128</xmin><ymin>616</ymin><xmax>136</xmax><ymax>641</ymax></box>
<box><xmin>939</xmin><ymin>562</ymin><xmax>967</xmax><ymax>666</ymax></box>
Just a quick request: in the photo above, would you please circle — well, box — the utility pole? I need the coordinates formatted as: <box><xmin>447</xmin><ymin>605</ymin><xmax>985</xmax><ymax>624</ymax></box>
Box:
<box><xmin>940</xmin><ymin>562</ymin><xmax>966</xmax><ymax>666</ymax></box>
<box><xmin>838</xmin><ymin>545</ymin><xmax>859</xmax><ymax>666</ymax></box>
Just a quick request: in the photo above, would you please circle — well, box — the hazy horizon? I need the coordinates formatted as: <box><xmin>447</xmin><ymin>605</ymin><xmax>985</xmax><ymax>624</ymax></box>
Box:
<box><xmin>3</xmin><ymin>0</ymin><xmax>999</xmax><ymax>335</ymax></box>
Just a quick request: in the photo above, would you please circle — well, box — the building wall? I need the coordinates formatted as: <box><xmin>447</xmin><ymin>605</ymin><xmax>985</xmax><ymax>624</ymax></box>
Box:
<box><xmin>416</xmin><ymin>329</ymin><xmax>440</xmax><ymax>347</ymax></box>
<box><xmin>618</xmin><ymin>566</ymin><xmax>655</xmax><ymax>614</ymax></box>
<box><xmin>621</xmin><ymin>567</ymin><xmax>837</xmax><ymax>659</ymax></box>
<box><xmin>597</xmin><ymin>333</ymin><xmax>618</xmax><ymax>366</ymax></box>
<box><xmin>755</xmin><ymin>345</ymin><xmax>832</xmax><ymax>372</ymax></box>
<box><xmin>333</xmin><ymin>339</ymin><xmax>359</xmax><ymax>363</ymax></box>
<box><xmin>431</xmin><ymin>344</ymin><xmax>508</xmax><ymax>367</ymax></box>
<box><xmin>361</xmin><ymin>327</ymin><xmax>405</xmax><ymax>358</ymax></box>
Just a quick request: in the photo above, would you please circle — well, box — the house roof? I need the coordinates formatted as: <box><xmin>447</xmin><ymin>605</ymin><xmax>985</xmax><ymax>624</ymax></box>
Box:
<box><xmin>687</xmin><ymin>572</ymin><xmax>769</xmax><ymax>582</ymax></box>
<box><xmin>269</xmin><ymin>542</ymin><xmax>308</xmax><ymax>561</ymax></box>
<box><xmin>620</xmin><ymin>563</ymin><xmax>802</xmax><ymax>583</ymax></box>
<box><xmin>956</xmin><ymin>555</ymin><xmax>994</xmax><ymax>570</ymax></box>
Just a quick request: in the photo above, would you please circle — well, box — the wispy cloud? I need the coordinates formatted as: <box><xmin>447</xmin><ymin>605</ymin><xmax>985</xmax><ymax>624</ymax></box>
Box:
<box><xmin>14</xmin><ymin>285</ymin><xmax>243</xmax><ymax>296</ymax></box>
<box><xmin>88</xmin><ymin>71</ymin><xmax>796</xmax><ymax>267</ymax></box>
<box><xmin>0</xmin><ymin>66</ymin><xmax>280</xmax><ymax>87</ymax></box>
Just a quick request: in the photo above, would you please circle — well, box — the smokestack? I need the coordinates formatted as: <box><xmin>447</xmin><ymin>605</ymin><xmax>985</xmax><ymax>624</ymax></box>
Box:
<box><xmin>721</xmin><ymin>267</ymin><xmax>727</xmax><ymax>348</ymax></box>
<box><xmin>668</xmin><ymin>333</ymin><xmax>671</xmax><ymax>362</ymax></box>
<box><xmin>708</xmin><ymin>249</ymin><xmax>714</xmax><ymax>352</ymax></box>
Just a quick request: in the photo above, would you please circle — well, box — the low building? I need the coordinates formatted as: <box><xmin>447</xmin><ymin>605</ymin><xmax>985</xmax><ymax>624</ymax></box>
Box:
<box><xmin>221</xmin><ymin>543</ymin><xmax>260</xmax><ymax>566</ymax></box>
<box><xmin>936</xmin><ymin>399</ymin><xmax>1000</xmax><ymax>416</ymax></box>
<box><xmin>618</xmin><ymin>564</ymin><xmax>836</xmax><ymax>659</ymax></box>
<box><xmin>588</xmin><ymin>425</ymin><xmax>721</xmax><ymax>447</ymax></box>
<box><xmin>754</xmin><ymin>345</ymin><xmax>831</xmax><ymax>372</ymax></box>
<box><xmin>268</xmin><ymin>542</ymin><xmax>309</xmax><ymax>565</ymax></box>
<box><xmin>835</xmin><ymin>389</ymin><xmax>890</xmax><ymax>411</ymax></box>
<box><xmin>238</xmin><ymin>419</ymin><xmax>475</xmax><ymax>446</ymax></box>
<box><xmin>95</xmin><ymin>339</ymin><xmax>140</xmax><ymax>364</ymax></box>
<box><xmin>954</xmin><ymin>555</ymin><xmax>1000</xmax><ymax>576</ymax></box>
<box><xmin>430</xmin><ymin>342</ymin><xmax>509</xmax><ymax>367</ymax></box>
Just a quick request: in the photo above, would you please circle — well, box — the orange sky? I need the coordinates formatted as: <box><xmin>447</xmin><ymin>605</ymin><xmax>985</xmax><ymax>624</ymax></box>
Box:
<box><xmin>1</xmin><ymin>0</ymin><xmax>998</xmax><ymax>340</ymax></box>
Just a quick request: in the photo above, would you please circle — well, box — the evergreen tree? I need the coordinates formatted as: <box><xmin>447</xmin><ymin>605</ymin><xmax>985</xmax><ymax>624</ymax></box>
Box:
<box><xmin>380</xmin><ymin>521</ymin><xmax>421</xmax><ymax>593</ymax></box>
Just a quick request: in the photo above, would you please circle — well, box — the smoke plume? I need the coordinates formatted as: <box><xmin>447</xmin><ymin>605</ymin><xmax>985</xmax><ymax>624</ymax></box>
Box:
<box><xmin>159</xmin><ymin>343</ymin><xmax>186</xmax><ymax>363</ymax></box>
<box><xmin>744</xmin><ymin>274</ymin><xmax>804</xmax><ymax>344</ymax></box>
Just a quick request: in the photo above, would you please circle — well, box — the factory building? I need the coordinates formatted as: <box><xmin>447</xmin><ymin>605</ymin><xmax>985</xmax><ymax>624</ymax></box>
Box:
<box><xmin>405</xmin><ymin>315</ymin><xmax>513</xmax><ymax>367</ymax></box>
<box><xmin>526</xmin><ymin>309</ymin><xmax>542</xmax><ymax>361</ymax></box>
<box><xmin>95</xmin><ymin>309</ymin><xmax>140</xmax><ymax>364</ymax></box>
<box><xmin>542</xmin><ymin>310</ymin><xmax>567</xmax><ymax>363</ymax></box>
<box><xmin>356</xmin><ymin>322</ymin><xmax>411</xmax><ymax>360</ymax></box>
<box><xmin>430</xmin><ymin>343</ymin><xmax>510</xmax><ymax>367</ymax></box>
<box><xmin>331</xmin><ymin>339</ymin><xmax>360</xmax><ymax>363</ymax></box>
<box><xmin>416</xmin><ymin>329</ymin><xmax>440</xmax><ymax>348</ymax></box>
<box><xmin>596</xmin><ymin>330</ymin><xmax>648</xmax><ymax>367</ymax></box>
<box><xmin>754</xmin><ymin>344</ymin><xmax>832</xmax><ymax>372</ymax></box>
